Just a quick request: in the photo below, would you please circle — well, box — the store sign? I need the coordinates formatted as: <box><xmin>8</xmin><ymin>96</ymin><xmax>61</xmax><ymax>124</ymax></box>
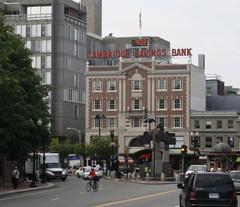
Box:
<box><xmin>88</xmin><ymin>48</ymin><xmax>192</xmax><ymax>59</ymax></box>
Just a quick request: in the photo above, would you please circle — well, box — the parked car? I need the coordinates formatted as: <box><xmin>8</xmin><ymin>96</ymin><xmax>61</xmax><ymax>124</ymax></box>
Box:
<box><xmin>178</xmin><ymin>172</ymin><xmax>238</xmax><ymax>207</ymax></box>
<box><xmin>185</xmin><ymin>164</ymin><xmax>208</xmax><ymax>178</ymax></box>
<box><xmin>75</xmin><ymin>166</ymin><xmax>91</xmax><ymax>179</ymax></box>
<box><xmin>230</xmin><ymin>171</ymin><xmax>240</xmax><ymax>192</ymax></box>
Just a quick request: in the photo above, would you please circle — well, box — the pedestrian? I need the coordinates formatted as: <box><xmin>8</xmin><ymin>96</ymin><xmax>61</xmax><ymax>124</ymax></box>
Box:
<box><xmin>11</xmin><ymin>166</ymin><xmax>20</xmax><ymax>189</ymax></box>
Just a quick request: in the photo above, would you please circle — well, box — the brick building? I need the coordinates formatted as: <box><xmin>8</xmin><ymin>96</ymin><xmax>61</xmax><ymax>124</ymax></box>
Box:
<box><xmin>85</xmin><ymin>56</ymin><xmax>206</xmax><ymax>156</ymax></box>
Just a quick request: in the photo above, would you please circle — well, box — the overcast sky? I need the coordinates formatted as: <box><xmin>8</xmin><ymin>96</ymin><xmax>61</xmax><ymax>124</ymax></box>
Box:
<box><xmin>102</xmin><ymin>0</ymin><xmax>240</xmax><ymax>88</ymax></box>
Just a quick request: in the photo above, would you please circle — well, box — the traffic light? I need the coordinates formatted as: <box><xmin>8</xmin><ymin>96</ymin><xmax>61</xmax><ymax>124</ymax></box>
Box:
<box><xmin>181</xmin><ymin>144</ymin><xmax>188</xmax><ymax>155</ymax></box>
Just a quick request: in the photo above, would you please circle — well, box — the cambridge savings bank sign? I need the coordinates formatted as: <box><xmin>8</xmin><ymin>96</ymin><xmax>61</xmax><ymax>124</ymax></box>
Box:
<box><xmin>87</xmin><ymin>38</ymin><xmax>192</xmax><ymax>59</ymax></box>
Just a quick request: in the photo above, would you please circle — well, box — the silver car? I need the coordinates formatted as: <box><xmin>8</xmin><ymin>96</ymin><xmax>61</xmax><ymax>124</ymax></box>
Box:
<box><xmin>230</xmin><ymin>171</ymin><xmax>240</xmax><ymax>192</ymax></box>
<box><xmin>185</xmin><ymin>165</ymin><xmax>208</xmax><ymax>178</ymax></box>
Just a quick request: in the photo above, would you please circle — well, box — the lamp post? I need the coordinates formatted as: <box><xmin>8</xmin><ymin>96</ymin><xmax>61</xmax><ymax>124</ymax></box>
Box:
<box><xmin>95</xmin><ymin>114</ymin><xmax>105</xmax><ymax>138</ymax></box>
<box><xmin>41</xmin><ymin>126</ymin><xmax>49</xmax><ymax>183</ymax></box>
<box><xmin>110</xmin><ymin>130</ymin><xmax>116</xmax><ymax>171</ymax></box>
<box><xmin>66</xmin><ymin>127</ymin><xmax>82</xmax><ymax>144</ymax></box>
<box><xmin>30</xmin><ymin>118</ymin><xmax>42</xmax><ymax>187</ymax></box>
<box><xmin>190</xmin><ymin>131</ymin><xmax>200</xmax><ymax>155</ymax></box>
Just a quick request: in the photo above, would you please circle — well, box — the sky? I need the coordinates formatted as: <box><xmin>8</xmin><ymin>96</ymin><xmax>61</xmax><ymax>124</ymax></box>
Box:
<box><xmin>102</xmin><ymin>0</ymin><xmax>240</xmax><ymax>88</ymax></box>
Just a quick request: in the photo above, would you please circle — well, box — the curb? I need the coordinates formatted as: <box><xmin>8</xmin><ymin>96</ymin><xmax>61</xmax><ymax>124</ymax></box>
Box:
<box><xmin>104</xmin><ymin>177</ymin><xmax>178</xmax><ymax>185</ymax></box>
<box><xmin>0</xmin><ymin>183</ymin><xmax>55</xmax><ymax>197</ymax></box>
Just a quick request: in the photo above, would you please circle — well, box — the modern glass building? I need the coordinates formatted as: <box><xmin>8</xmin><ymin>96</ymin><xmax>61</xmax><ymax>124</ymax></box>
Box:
<box><xmin>0</xmin><ymin>0</ymin><xmax>87</xmax><ymax>139</ymax></box>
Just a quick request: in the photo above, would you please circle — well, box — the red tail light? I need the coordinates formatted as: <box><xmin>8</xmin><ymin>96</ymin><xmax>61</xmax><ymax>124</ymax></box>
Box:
<box><xmin>187</xmin><ymin>191</ymin><xmax>196</xmax><ymax>200</ymax></box>
<box><xmin>230</xmin><ymin>191</ymin><xmax>237</xmax><ymax>201</ymax></box>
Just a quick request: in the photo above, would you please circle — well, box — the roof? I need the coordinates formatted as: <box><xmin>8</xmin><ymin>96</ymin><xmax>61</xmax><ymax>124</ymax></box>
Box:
<box><xmin>213</xmin><ymin>142</ymin><xmax>231</xmax><ymax>153</ymax></box>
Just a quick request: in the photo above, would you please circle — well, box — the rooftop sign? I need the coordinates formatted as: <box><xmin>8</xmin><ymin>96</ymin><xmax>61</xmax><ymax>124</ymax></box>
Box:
<box><xmin>88</xmin><ymin>48</ymin><xmax>192</xmax><ymax>59</ymax></box>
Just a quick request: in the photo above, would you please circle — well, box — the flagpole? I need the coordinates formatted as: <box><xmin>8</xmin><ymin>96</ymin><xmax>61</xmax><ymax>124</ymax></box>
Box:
<box><xmin>139</xmin><ymin>9</ymin><xmax>142</xmax><ymax>39</ymax></box>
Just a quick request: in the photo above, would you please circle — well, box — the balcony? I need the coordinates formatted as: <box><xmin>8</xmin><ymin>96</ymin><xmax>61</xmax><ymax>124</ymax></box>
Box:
<box><xmin>126</xmin><ymin>107</ymin><xmax>146</xmax><ymax>117</ymax></box>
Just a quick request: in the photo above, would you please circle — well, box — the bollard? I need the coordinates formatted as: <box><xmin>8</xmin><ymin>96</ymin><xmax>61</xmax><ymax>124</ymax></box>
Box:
<box><xmin>175</xmin><ymin>173</ymin><xmax>180</xmax><ymax>182</ymax></box>
<box><xmin>107</xmin><ymin>170</ymin><xmax>110</xmax><ymax>177</ymax></box>
<box><xmin>132</xmin><ymin>172</ymin><xmax>135</xmax><ymax>180</ymax></box>
<box><xmin>128</xmin><ymin>172</ymin><xmax>131</xmax><ymax>179</ymax></box>
<box><xmin>161</xmin><ymin>173</ymin><xmax>165</xmax><ymax>181</ymax></box>
<box><xmin>145</xmin><ymin>172</ymin><xmax>149</xmax><ymax>181</ymax></box>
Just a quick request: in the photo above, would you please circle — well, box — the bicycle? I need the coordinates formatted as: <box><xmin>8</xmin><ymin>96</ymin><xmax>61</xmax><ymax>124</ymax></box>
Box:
<box><xmin>86</xmin><ymin>178</ymin><xmax>98</xmax><ymax>192</ymax></box>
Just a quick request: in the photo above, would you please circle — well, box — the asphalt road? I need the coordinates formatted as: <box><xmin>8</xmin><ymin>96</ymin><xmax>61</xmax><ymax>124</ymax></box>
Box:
<box><xmin>0</xmin><ymin>176</ymin><xmax>180</xmax><ymax>207</ymax></box>
<box><xmin>3</xmin><ymin>176</ymin><xmax>240</xmax><ymax>207</ymax></box>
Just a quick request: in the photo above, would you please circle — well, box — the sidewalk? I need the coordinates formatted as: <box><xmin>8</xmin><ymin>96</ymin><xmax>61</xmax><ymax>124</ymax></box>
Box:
<box><xmin>0</xmin><ymin>181</ymin><xmax>55</xmax><ymax>197</ymax></box>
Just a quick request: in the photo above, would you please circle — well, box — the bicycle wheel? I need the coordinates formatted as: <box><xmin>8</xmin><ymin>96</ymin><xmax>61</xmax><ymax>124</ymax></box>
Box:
<box><xmin>92</xmin><ymin>182</ymin><xmax>98</xmax><ymax>192</ymax></box>
<box><xmin>86</xmin><ymin>182</ymin><xmax>91</xmax><ymax>192</ymax></box>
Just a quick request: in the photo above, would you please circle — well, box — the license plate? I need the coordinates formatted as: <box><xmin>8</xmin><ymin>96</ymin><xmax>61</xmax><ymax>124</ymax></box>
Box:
<box><xmin>209</xmin><ymin>193</ymin><xmax>219</xmax><ymax>199</ymax></box>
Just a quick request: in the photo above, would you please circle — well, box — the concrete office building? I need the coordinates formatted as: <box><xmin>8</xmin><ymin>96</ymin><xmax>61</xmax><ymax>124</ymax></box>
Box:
<box><xmin>0</xmin><ymin>0</ymin><xmax>87</xmax><ymax>139</ymax></box>
<box><xmin>83</xmin><ymin>0</ymin><xmax>102</xmax><ymax>37</ymax></box>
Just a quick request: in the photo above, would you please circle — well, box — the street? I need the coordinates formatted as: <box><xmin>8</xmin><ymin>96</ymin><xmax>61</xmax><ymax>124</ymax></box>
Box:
<box><xmin>0</xmin><ymin>176</ymin><xmax>179</xmax><ymax>207</ymax></box>
<box><xmin>1</xmin><ymin>176</ymin><xmax>240</xmax><ymax>207</ymax></box>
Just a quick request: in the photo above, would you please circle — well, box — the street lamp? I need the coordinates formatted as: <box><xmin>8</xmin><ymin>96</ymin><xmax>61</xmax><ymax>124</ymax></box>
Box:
<box><xmin>30</xmin><ymin>118</ymin><xmax>42</xmax><ymax>187</ymax></box>
<box><xmin>143</xmin><ymin>117</ymin><xmax>156</xmax><ymax>131</ymax></box>
<box><xmin>41</xmin><ymin>125</ymin><xmax>49</xmax><ymax>183</ymax></box>
<box><xmin>190</xmin><ymin>131</ymin><xmax>200</xmax><ymax>155</ymax></box>
<box><xmin>66</xmin><ymin>127</ymin><xmax>82</xmax><ymax>144</ymax></box>
<box><xmin>95</xmin><ymin>114</ymin><xmax>105</xmax><ymax>138</ymax></box>
<box><xmin>110</xmin><ymin>130</ymin><xmax>116</xmax><ymax>171</ymax></box>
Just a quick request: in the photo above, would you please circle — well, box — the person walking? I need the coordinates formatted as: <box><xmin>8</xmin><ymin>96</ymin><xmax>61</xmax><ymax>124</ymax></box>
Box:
<box><xmin>11</xmin><ymin>166</ymin><xmax>20</xmax><ymax>189</ymax></box>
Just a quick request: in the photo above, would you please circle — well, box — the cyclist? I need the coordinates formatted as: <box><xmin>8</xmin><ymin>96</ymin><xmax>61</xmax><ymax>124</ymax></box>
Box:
<box><xmin>88</xmin><ymin>167</ymin><xmax>98</xmax><ymax>186</ymax></box>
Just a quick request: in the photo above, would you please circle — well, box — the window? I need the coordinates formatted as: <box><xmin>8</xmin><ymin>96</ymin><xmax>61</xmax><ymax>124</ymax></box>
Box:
<box><xmin>107</xmin><ymin>99</ymin><xmax>117</xmax><ymax>110</ymax></box>
<box><xmin>205</xmin><ymin>137</ymin><xmax>212</xmax><ymax>148</ymax></box>
<box><xmin>216</xmin><ymin>137</ymin><xmax>223</xmax><ymax>144</ymax></box>
<box><xmin>41</xmin><ymin>24</ymin><xmax>51</xmax><ymax>37</ymax></box>
<box><xmin>173</xmin><ymin>98</ymin><xmax>182</xmax><ymax>109</ymax></box>
<box><xmin>216</xmin><ymin>120</ymin><xmax>223</xmax><ymax>129</ymax></box>
<box><xmin>106</xmin><ymin>117</ymin><xmax>117</xmax><ymax>128</ymax></box>
<box><xmin>132</xmin><ymin>117</ymin><xmax>141</xmax><ymax>128</ymax></box>
<box><xmin>157</xmin><ymin>79</ymin><xmax>167</xmax><ymax>91</ymax></box>
<box><xmin>74</xmin><ymin>105</ymin><xmax>79</xmax><ymax>119</ymax></box>
<box><xmin>73</xmin><ymin>74</ymin><xmax>79</xmax><ymax>88</ymax></box>
<box><xmin>133</xmin><ymin>99</ymin><xmax>140</xmax><ymax>110</ymax></box>
<box><xmin>172</xmin><ymin>117</ymin><xmax>183</xmax><ymax>128</ymax></box>
<box><xmin>172</xmin><ymin>79</ymin><xmax>182</xmax><ymax>90</ymax></box>
<box><xmin>26</xmin><ymin>25</ymin><xmax>31</xmax><ymax>37</ymax></box>
<box><xmin>94</xmin><ymin>118</ymin><xmax>100</xmax><ymax>128</ymax></box>
<box><xmin>205</xmin><ymin>120</ymin><xmax>212</xmax><ymax>129</ymax></box>
<box><xmin>74</xmin><ymin>43</ymin><xmax>78</xmax><ymax>56</ymax></box>
<box><xmin>31</xmin><ymin>24</ymin><xmax>37</xmax><ymax>37</ymax></box>
<box><xmin>132</xmin><ymin>80</ymin><xmax>141</xmax><ymax>91</ymax></box>
<box><xmin>31</xmin><ymin>56</ymin><xmax>41</xmax><ymax>69</ymax></box>
<box><xmin>228</xmin><ymin>120</ymin><xmax>234</xmax><ymax>129</ymax></box>
<box><xmin>93</xmin><ymin>99</ymin><xmax>102</xmax><ymax>110</ymax></box>
<box><xmin>156</xmin><ymin>117</ymin><xmax>167</xmax><ymax>128</ymax></box>
<box><xmin>31</xmin><ymin>40</ymin><xmax>41</xmax><ymax>52</ymax></box>
<box><xmin>194</xmin><ymin>120</ymin><xmax>200</xmax><ymax>129</ymax></box>
<box><xmin>107</xmin><ymin>80</ymin><xmax>117</xmax><ymax>91</ymax></box>
<box><xmin>228</xmin><ymin>137</ymin><xmax>234</xmax><ymax>148</ymax></box>
<box><xmin>92</xmin><ymin>80</ymin><xmax>102</xmax><ymax>92</ymax></box>
<box><xmin>27</xmin><ymin>6</ymin><xmax>52</xmax><ymax>20</ymax></box>
<box><xmin>157</xmin><ymin>98</ymin><xmax>166</xmax><ymax>110</ymax></box>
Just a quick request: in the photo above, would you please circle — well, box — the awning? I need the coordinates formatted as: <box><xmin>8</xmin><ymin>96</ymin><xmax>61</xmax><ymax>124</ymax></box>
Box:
<box><xmin>118</xmin><ymin>155</ymin><xmax>134</xmax><ymax>164</ymax></box>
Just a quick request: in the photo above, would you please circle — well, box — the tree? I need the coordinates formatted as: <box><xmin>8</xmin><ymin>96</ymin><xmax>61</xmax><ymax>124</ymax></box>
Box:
<box><xmin>0</xmin><ymin>11</ymin><xmax>50</xmax><ymax>164</ymax></box>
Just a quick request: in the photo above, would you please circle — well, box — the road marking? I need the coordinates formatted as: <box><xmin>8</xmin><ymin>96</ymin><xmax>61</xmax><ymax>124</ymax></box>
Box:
<box><xmin>51</xmin><ymin>198</ymin><xmax>60</xmax><ymax>201</ymax></box>
<box><xmin>94</xmin><ymin>189</ymin><xmax>177</xmax><ymax>207</ymax></box>
<box><xmin>0</xmin><ymin>188</ymin><xmax>65</xmax><ymax>201</ymax></box>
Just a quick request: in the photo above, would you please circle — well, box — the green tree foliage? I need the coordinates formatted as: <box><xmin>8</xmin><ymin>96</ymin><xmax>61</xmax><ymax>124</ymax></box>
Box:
<box><xmin>91</xmin><ymin>136</ymin><xmax>118</xmax><ymax>161</ymax></box>
<box><xmin>0</xmin><ymin>12</ymin><xmax>50</xmax><ymax>162</ymax></box>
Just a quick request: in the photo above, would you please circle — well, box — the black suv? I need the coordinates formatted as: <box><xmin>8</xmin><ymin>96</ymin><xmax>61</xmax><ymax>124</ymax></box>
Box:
<box><xmin>177</xmin><ymin>172</ymin><xmax>238</xmax><ymax>207</ymax></box>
